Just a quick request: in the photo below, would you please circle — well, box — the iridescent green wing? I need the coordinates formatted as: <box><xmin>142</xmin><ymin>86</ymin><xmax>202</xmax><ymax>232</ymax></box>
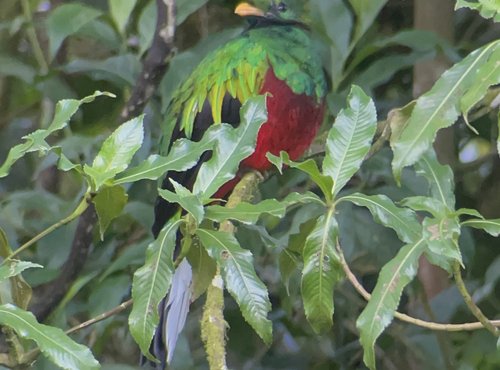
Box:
<box><xmin>163</xmin><ymin>36</ymin><xmax>269</xmax><ymax>144</ymax></box>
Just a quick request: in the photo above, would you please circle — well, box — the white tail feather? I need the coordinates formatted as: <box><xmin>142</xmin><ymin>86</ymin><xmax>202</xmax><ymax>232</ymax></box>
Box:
<box><xmin>164</xmin><ymin>258</ymin><xmax>193</xmax><ymax>364</ymax></box>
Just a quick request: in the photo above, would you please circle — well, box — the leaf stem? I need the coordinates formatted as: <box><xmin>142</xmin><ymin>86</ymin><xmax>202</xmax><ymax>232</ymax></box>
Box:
<box><xmin>452</xmin><ymin>262</ymin><xmax>499</xmax><ymax>336</ymax></box>
<box><xmin>336</xmin><ymin>242</ymin><xmax>500</xmax><ymax>332</ymax></box>
<box><xmin>65</xmin><ymin>299</ymin><xmax>133</xmax><ymax>335</ymax></box>
<box><xmin>20</xmin><ymin>0</ymin><xmax>48</xmax><ymax>74</ymax></box>
<box><xmin>2</xmin><ymin>192</ymin><xmax>92</xmax><ymax>263</ymax></box>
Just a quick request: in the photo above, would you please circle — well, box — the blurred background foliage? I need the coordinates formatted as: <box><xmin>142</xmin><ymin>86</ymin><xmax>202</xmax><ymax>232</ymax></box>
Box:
<box><xmin>0</xmin><ymin>0</ymin><xmax>498</xmax><ymax>369</ymax></box>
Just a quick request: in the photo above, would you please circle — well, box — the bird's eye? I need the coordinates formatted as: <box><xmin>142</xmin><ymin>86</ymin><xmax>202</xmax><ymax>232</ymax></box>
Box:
<box><xmin>277</xmin><ymin>2</ymin><xmax>287</xmax><ymax>12</ymax></box>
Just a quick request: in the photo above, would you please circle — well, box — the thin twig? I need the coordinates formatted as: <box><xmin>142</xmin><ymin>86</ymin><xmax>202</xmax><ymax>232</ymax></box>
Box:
<box><xmin>20</xmin><ymin>0</ymin><xmax>48</xmax><ymax>74</ymax></box>
<box><xmin>65</xmin><ymin>299</ymin><xmax>133</xmax><ymax>335</ymax></box>
<box><xmin>3</xmin><ymin>193</ymin><xmax>91</xmax><ymax>263</ymax></box>
<box><xmin>452</xmin><ymin>262</ymin><xmax>499</xmax><ymax>336</ymax></box>
<box><xmin>19</xmin><ymin>299</ymin><xmax>134</xmax><ymax>366</ymax></box>
<box><xmin>336</xmin><ymin>242</ymin><xmax>500</xmax><ymax>332</ymax></box>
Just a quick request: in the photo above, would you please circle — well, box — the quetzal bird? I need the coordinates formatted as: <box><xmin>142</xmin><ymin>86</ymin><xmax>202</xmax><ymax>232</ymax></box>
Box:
<box><xmin>149</xmin><ymin>0</ymin><xmax>327</xmax><ymax>366</ymax></box>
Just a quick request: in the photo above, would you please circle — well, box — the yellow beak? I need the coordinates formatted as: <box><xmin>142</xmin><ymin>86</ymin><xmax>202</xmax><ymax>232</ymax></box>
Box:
<box><xmin>234</xmin><ymin>2</ymin><xmax>265</xmax><ymax>17</ymax></box>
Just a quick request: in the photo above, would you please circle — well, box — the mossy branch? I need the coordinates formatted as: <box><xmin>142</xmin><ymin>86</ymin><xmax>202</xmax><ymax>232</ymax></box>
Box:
<box><xmin>201</xmin><ymin>171</ymin><xmax>263</xmax><ymax>370</ymax></box>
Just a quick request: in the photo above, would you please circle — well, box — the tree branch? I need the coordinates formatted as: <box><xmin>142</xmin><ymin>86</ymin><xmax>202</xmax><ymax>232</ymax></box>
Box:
<box><xmin>452</xmin><ymin>262</ymin><xmax>499</xmax><ymax>336</ymax></box>
<box><xmin>336</xmin><ymin>242</ymin><xmax>500</xmax><ymax>332</ymax></box>
<box><xmin>201</xmin><ymin>171</ymin><xmax>263</xmax><ymax>370</ymax></box>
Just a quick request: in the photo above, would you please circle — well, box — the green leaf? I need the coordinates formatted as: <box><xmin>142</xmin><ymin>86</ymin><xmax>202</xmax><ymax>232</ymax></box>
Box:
<box><xmin>114</xmin><ymin>124</ymin><xmax>220</xmax><ymax>184</ymax></box>
<box><xmin>280</xmin><ymin>218</ymin><xmax>317</xmax><ymax>295</ymax></box>
<box><xmin>0</xmin><ymin>91</ymin><xmax>113</xmax><ymax>178</ymax></box>
<box><xmin>205</xmin><ymin>192</ymin><xmax>324</xmax><ymax>224</ymax></box>
<box><xmin>461</xmin><ymin>218</ymin><xmax>500</xmax><ymax>237</ymax></box>
<box><xmin>400</xmin><ymin>196</ymin><xmax>449</xmax><ymax>218</ymax></box>
<box><xmin>129</xmin><ymin>217</ymin><xmax>182</xmax><ymax>359</ymax></box>
<box><xmin>63</xmin><ymin>54</ymin><xmax>140</xmax><ymax>86</ymax></box>
<box><xmin>340</xmin><ymin>193</ymin><xmax>420</xmax><ymax>243</ymax></box>
<box><xmin>267</xmin><ymin>151</ymin><xmax>333</xmax><ymax>201</ymax></box>
<box><xmin>460</xmin><ymin>47</ymin><xmax>500</xmax><ymax>125</ymax></box>
<box><xmin>0</xmin><ymin>55</ymin><xmax>36</xmax><ymax>83</ymax></box>
<box><xmin>301</xmin><ymin>210</ymin><xmax>343</xmax><ymax>333</ymax></box>
<box><xmin>348</xmin><ymin>0</ymin><xmax>388</xmax><ymax>45</ymax></box>
<box><xmin>186</xmin><ymin>242</ymin><xmax>217</xmax><ymax>301</ymax></box>
<box><xmin>108</xmin><ymin>0</ymin><xmax>136</xmax><ymax>33</ymax></box>
<box><xmin>46</xmin><ymin>3</ymin><xmax>102</xmax><ymax>60</ymax></box>
<box><xmin>0</xmin><ymin>260</ymin><xmax>42</xmax><ymax>282</ymax></box>
<box><xmin>0</xmin><ymin>304</ymin><xmax>99</xmax><ymax>370</ymax></box>
<box><xmin>177</xmin><ymin>0</ymin><xmax>209</xmax><ymax>25</ymax></box>
<box><xmin>193</xmin><ymin>96</ymin><xmax>267</xmax><ymax>199</ymax></box>
<box><xmin>158</xmin><ymin>181</ymin><xmax>204</xmax><ymax>224</ymax></box>
<box><xmin>323</xmin><ymin>85</ymin><xmax>377</xmax><ymax>196</ymax></box>
<box><xmin>310</xmin><ymin>0</ymin><xmax>352</xmax><ymax>88</ymax></box>
<box><xmin>84</xmin><ymin>115</ymin><xmax>144</xmax><ymax>190</ymax></box>
<box><xmin>0</xmin><ymin>227</ymin><xmax>12</xmax><ymax>257</ymax></box>
<box><xmin>455</xmin><ymin>0</ymin><xmax>500</xmax><ymax>21</ymax></box>
<box><xmin>93</xmin><ymin>185</ymin><xmax>128</xmax><ymax>239</ymax></box>
<box><xmin>196</xmin><ymin>228</ymin><xmax>272</xmax><ymax>344</ymax></box>
<box><xmin>357</xmin><ymin>239</ymin><xmax>426</xmax><ymax>370</ymax></box>
<box><xmin>391</xmin><ymin>41</ymin><xmax>500</xmax><ymax>178</ymax></box>
<box><xmin>415</xmin><ymin>150</ymin><xmax>455</xmax><ymax>210</ymax></box>
<box><xmin>422</xmin><ymin>216</ymin><xmax>462</xmax><ymax>272</ymax></box>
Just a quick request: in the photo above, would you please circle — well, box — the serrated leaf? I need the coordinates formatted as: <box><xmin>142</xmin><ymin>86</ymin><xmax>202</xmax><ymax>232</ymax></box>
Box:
<box><xmin>196</xmin><ymin>228</ymin><xmax>272</xmax><ymax>344</ymax></box>
<box><xmin>461</xmin><ymin>47</ymin><xmax>500</xmax><ymax>124</ymax></box>
<box><xmin>422</xmin><ymin>216</ymin><xmax>462</xmax><ymax>272</ymax></box>
<box><xmin>114</xmin><ymin>127</ymin><xmax>218</xmax><ymax>184</ymax></box>
<box><xmin>108</xmin><ymin>0</ymin><xmax>136</xmax><ymax>33</ymax></box>
<box><xmin>323</xmin><ymin>85</ymin><xmax>377</xmax><ymax>197</ymax></box>
<box><xmin>193</xmin><ymin>96</ymin><xmax>267</xmax><ymax>199</ymax></box>
<box><xmin>129</xmin><ymin>217</ymin><xmax>182</xmax><ymax>359</ymax></box>
<box><xmin>46</xmin><ymin>3</ymin><xmax>102</xmax><ymax>60</ymax></box>
<box><xmin>0</xmin><ymin>304</ymin><xmax>99</xmax><ymax>370</ymax></box>
<box><xmin>205</xmin><ymin>192</ymin><xmax>323</xmax><ymax>224</ymax></box>
<box><xmin>57</xmin><ymin>152</ymin><xmax>83</xmax><ymax>173</ymax></box>
<box><xmin>456</xmin><ymin>208</ymin><xmax>484</xmax><ymax>218</ymax></box>
<box><xmin>0</xmin><ymin>91</ymin><xmax>112</xmax><ymax>178</ymax></box>
<box><xmin>455</xmin><ymin>0</ymin><xmax>500</xmax><ymax>21</ymax></box>
<box><xmin>301</xmin><ymin>210</ymin><xmax>343</xmax><ymax>333</ymax></box>
<box><xmin>267</xmin><ymin>151</ymin><xmax>333</xmax><ymax>201</ymax></box>
<box><xmin>461</xmin><ymin>218</ymin><xmax>500</xmax><ymax>237</ymax></box>
<box><xmin>357</xmin><ymin>239</ymin><xmax>426</xmax><ymax>370</ymax></box>
<box><xmin>84</xmin><ymin>115</ymin><xmax>144</xmax><ymax>190</ymax></box>
<box><xmin>415</xmin><ymin>150</ymin><xmax>455</xmax><ymax>210</ymax></box>
<box><xmin>158</xmin><ymin>181</ymin><xmax>204</xmax><ymax>224</ymax></box>
<box><xmin>340</xmin><ymin>193</ymin><xmax>420</xmax><ymax>243</ymax></box>
<box><xmin>391</xmin><ymin>41</ymin><xmax>499</xmax><ymax>178</ymax></box>
<box><xmin>400</xmin><ymin>196</ymin><xmax>449</xmax><ymax>218</ymax></box>
<box><xmin>93</xmin><ymin>185</ymin><xmax>128</xmax><ymax>239</ymax></box>
<box><xmin>0</xmin><ymin>260</ymin><xmax>42</xmax><ymax>281</ymax></box>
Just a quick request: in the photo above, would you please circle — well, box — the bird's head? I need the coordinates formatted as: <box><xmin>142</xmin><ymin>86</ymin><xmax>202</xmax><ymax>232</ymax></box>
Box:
<box><xmin>235</xmin><ymin>0</ymin><xmax>304</xmax><ymax>25</ymax></box>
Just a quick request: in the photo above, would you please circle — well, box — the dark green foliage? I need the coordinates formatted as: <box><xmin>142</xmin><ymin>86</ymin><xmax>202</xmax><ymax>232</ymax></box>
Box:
<box><xmin>0</xmin><ymin>1</ymin><xmax>499</xmax><ymax>370</ymax></box>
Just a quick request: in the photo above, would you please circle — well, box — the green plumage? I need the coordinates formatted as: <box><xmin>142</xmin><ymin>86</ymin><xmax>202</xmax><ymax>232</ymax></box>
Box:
<box><xmin>162</xmin><ymin>24</ymin><xmax>327</xmax><ymax>147</ymax></box>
